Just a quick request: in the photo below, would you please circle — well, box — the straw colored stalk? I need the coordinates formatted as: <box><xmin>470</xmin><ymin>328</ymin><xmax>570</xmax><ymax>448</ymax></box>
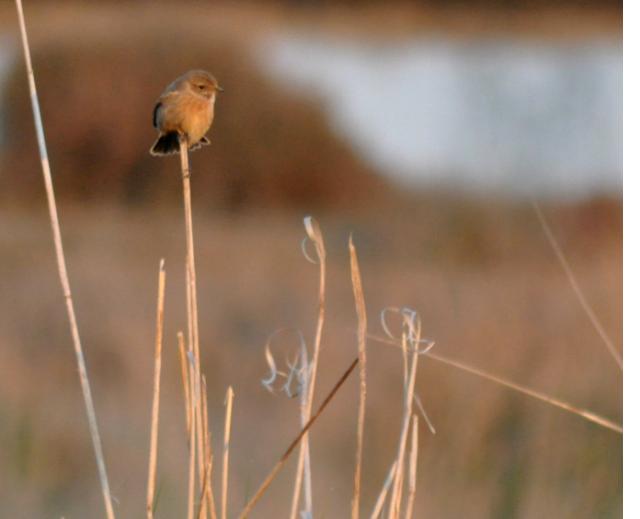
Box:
<box><xmin>404</xmin><ymin>415</ymin><xmax>419</xmax><ymax>519</ymax></box>
<box><xmin>239</xmin><ymin>357</ymin><xmax>359</xmax><ymax>519</ymax></box>
<box><xmin>370</xmin><ymin>461</ymin><xmax>398</xmax><ymax>519</ymax></box>
<box><xmin>531</xmin><ymin>200</ymin><xmax>622</xmax><ymax>370</ymax></box>
<box><xmin>289</xmin><ymin>216</ymin><xmax>327</xmax><ymax>519</ymax></box>
<box><xmin>389</xmin><ymin>326</ymin><xmax>421</xmax><ymax>519</ymax></box>
<box><xmin>197</xmin><ymin>457</ymin><xmax>214</xmax><ymax>519</ymax></box>
<box><xmin>187</xmin><ymin>342</ymin><xmax>197</xmax><ymax>519</ymax></box>
<box><xmin>180</xmin><ymin>138</ymin><xmax>208</xmax><ymax>516</ymax></box>
<box><xmin>292</xmin><ymin>335</ymin><xmax>311</xmax><ymax>518</ymax></box>
<box><xmin>146</xmin><ymin>259</ymin><xmax>167</xmax><ymax>519</ymax></box>
<box><xmin>178</xmin><ymin>332</ymin><xmax>192</xmax><ymax>436</ymax></box>
<box><xmin>349</xmin><ymin>237</ymin><xmax>368</xmax><ymax>519</ymax></box>
<box><xmin>221</xmin><ymin>386</ymin><xmax>235</xmax><ymax>519</ymax></box>
<box><xmin>13</xmin><ymin>2</ymin><xmax>115</xmax><ymax>518</ymax></box>
<box><xmin>201</xmin><ymin>377</ymin><xmax>217</xmax><ymax>519</ymax></box>
<box><xmin>184</xmin><ymin>258</ymin><xmax>207</xmax><ymax>506</ymax></box>
<box><xmin>367</xmin><ymin>334</ymin><xmax>622</xmax><ymax>434</ymax></box>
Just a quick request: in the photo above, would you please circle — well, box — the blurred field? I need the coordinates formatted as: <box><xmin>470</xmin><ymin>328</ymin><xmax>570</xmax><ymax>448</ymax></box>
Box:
<box><xmin>0</xmin><ymin>1</ymin><xmax>621</xmax><ymax>208</ymax></box>
<box><xmin>0</xmin><ymin>196</ymin><xmax>621</xmax><ymax>517</ymax></box>
<box><xmin>0</xmin><ymin>1</ymin><xmax>622</xmax><ymax>518</ymax></box>
<box><xmin>1</xmin><ymin>3</ymin><xmax>389</xmax><ymax>210</ymax></box>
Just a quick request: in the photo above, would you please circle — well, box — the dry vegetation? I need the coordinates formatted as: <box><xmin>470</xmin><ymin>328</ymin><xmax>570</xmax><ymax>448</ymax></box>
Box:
<box><xmin>0</xmin><ymin>2</ymin><xmax>621</xmax><ymax>518</ymax></box>
<box><xmin>0</xmin><ymin>197</ymin><xmax>622</xmax><ymax>517</ymax></box>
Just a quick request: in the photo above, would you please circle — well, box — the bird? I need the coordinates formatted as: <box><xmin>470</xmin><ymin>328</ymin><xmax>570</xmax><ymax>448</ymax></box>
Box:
<box><xmin>149</xmin><ymin>70</ymin><xmax>223</xmax><ymax>156</ymax></box>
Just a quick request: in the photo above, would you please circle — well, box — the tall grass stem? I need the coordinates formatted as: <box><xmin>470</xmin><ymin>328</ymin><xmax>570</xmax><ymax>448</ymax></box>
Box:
<box><xmin>180</xmin><ymin>138</ymin><xmax>208</xmax><ymax>517</ymax></box>
<box><xmin>14</xmin><ymin>2</ymin><xmax>115</xmax><ymax>517</ymax></box>
<box><xmin>187</xmin><ymin>340</ymin><xmax>197</xmax><ymax>519</ymax></box>
<box><xmin>146</xmin><ymin>260</ymin><xmax>166</xmax><ymax>519</ymax></box>
<box><xmin>240</xmin><ymin>357</ymin><xmax>359</xmax><ymax>519</ymax></box>
<box><xmin>349</xmin><ymin>237</ymin><xmax>368</xmax><ymax>519</ymax></box>
<box><xmin>289</xmin><ymin>217</ymin><xmax>327</xmax><ymax>519</ymax></box>
<box><xmin>370</xmin><ymin>462</ymin><xmax>398</xmax><ymax>519</ymax></box>
<box><xmin>388</xmin><ymin>328</ymin><xmax>420</xmax><ymax>519</ymax></box>
<box><xmin>404</xmin><ymin>415</ymin><xmax>419</xmax><ymax>519</ymax></box>
<box><xmin>367</xmin><ymin>334</ymin><xmax>622</xmax><ymax>433</ymax></box>
<box><xmin>532</xmin><ymin>200</ymin><xmax>622</xmax><ymax>370</ymax></box>
<box><xmin>222</xmin><ymin>386</ymin><xmax>235</xmax><ymax>519</ymax></box>
<box><xmin>178</xmin><ymin>332</ymin><xmax>192</xmax><ymax>436</ymax></box>
<box><xmin>201</xmin><ymin>377</ymin><xmax>217</xmax><ymax>519</ymax></box>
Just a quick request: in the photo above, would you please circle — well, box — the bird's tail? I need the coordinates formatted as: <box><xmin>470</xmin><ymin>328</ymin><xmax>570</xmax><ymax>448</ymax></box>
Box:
<box><xmin>149</xmin><ymin>131</ymin><xmax>180</xmax><ymax>156</ymax></box>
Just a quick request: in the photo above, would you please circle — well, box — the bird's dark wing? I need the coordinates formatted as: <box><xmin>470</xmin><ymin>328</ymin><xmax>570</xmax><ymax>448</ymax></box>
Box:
<box><xmin>152</xmin><ymin>102</ymin><xmax>162</xmax><ymax>129</ymax></box>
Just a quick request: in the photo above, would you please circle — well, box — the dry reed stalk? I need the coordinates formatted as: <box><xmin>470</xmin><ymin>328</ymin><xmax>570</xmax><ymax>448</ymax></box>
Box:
<box><xmin>239</xmin><ymin>357</ymin><xmax>359</xmax><ymax>519</ymax></box>
<box><xmin>412</xmin><ymin>394</ymin><xmax>436</xmax><ymax>435</ymax></box>
<box><xmin>299</xmin><ymin>345</ymin><xmax>313</xmax><ymax>513</ymax></box>
<box><xmin>531</xmin><ymin>200</ymin><xmax>622</xmax><ymax>370</ymax></box>
<box><xmin>146</xmin><ymin>260</ymin><xmax>167</xmax><ymax>519</ymax></box>
<box><xmin>349</xmin><ymin>237</ymin><xmax>368</xmax><ymax>519</ymax></box>
<box><xmin>401</xmin><ymin>338</ymin><xmax>408</xmax><ymax>392</ymax></box>
<box><xmin>187</xmin><ymin>342</ymin><xmax>197</xmax><ymax>519</ymax></box>
<box><xmin>283</xmin><ymin>335</ymin><xmax>312</xmax><ymax>517</ymax></box>
<box><xmin>221</xmin><ymin>386</ymin><xmax>235</xmax><ymax>519</ymax></box>
<box><xmin>13</xmin><ymin>2</ymin><xmax>115</xmax><ymax>518</ymax></box>
<box><xmin>185</xmin><ymin>261</ymin><xmax>195</xmax><ymax>391</ymax></box>
<box><xmin>284</xmin><ymin>336</ymin><xmax>314</xmax><ymax>516</ymax></box>
<box><xmin>192</xmin><ymin>291</ymin><xmax>207</xmax><ymax>513</ymax></box>
<box><xmin>389</xmin><ymin>334</ymin><xmax>408</xmax><ymax>519</ymax></box>
<box><xmin>389</xmin><ymin>319</ymin><xmax>421</xmax><ymax>519</ymax></box>
<box><xmin>201</xmin><ymin>377</ymin><xmax>217</xmax><ymax>519</ymax></box>
<box><xmin>180</xmin><ymin>138</ymin><xmax>208</xmax><ymax>517</ymax></box>
<box><xmin>184</xmin><ymin>259</ymin><xmax>207</xmax><ymax>508</ymax></box>
<box><xmin>367</xmin><ymin>334</ymin><xmax>622</xmax><ymax>433</ymax></box>
<box><xmin>289</xmin><ymin>216</ymin><xmax>327</xmax><ymax>519</ymax></box>
<box><xmin>425</xmin><ymin>350</ymin><xmax>624</xmax><ymax>433</ymax></box>
<box><xmin>404</xmin><ymin>416</ymin><xmax>419</xmax><ymax>519</ymax></box>
<box><xmin>370</xmin><ymin>462</ymin><xmax>398</xmax><ymax>519</ymax></box>
<box><xmin>178</xmin><ymin>332</ymin><xmax>192</xmax><ymax>436</ymax></box>
<box><xmin>197</xmin><ymin>457</ymin><xmax>214</xmax><ymax>519</ymax></box>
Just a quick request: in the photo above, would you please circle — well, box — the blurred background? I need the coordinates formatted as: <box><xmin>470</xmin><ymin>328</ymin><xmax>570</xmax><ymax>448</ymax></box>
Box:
<box><xmin>0</xmin><ymin>1</ymin><xmax>621</xmax><ymax>517</ymax></box>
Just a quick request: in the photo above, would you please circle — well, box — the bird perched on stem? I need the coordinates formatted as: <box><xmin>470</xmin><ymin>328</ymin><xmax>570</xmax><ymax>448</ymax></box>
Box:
<box><xmin>150</xmin><ymin>70</ymin><xmax>223</xmax><ymax>156</ymax></box>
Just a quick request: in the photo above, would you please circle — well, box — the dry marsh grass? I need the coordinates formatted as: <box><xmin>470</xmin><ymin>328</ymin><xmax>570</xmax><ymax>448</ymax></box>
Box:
<box><xmin>0</xmin><ymin>199</ymin><xmax>621</xmax><ymax>517</ymax></box>
<box><xmin>1</xmin><ymin>2</ymin><xmax>621</xmax><ymax>517</ymax></box>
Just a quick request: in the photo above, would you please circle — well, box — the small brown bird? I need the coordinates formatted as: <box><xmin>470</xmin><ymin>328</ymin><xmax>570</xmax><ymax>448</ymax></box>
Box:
<box><xmin>150</xmin><ymin>70</ymin><xmax>223</xmax><ymax>156</ymax></box>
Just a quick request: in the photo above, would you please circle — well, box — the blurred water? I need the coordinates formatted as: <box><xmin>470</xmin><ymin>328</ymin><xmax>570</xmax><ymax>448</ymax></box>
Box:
<box><xmin>261</xmin><ymin>35</ymin><xmax>622</xmax><ymax>199</ymax></box>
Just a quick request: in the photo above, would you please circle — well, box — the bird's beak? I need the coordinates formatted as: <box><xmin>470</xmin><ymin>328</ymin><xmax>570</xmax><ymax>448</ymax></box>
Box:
<box><xmin>216</xmin><ymin>85</ymin><xmax>225</xmax><ymax>93</ymax></box>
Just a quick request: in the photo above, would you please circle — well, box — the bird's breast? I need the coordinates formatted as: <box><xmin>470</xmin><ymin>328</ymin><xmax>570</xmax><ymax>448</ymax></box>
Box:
<box><xmin>182</xmin><ymin>96</ymin><xmax>214</xmax><ymax>145</ymax></box>
<box><xmin>161</xmin><ymin>93</ymin><xmax>214</xmax><ymax>145</ymax></box>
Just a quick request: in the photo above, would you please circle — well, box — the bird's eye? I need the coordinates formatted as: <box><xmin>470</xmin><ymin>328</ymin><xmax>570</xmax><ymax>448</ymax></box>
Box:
<box><xmin>198</xmin><ymin>84</ymin><xmax>206</xmax><ymax>90</ymax></box>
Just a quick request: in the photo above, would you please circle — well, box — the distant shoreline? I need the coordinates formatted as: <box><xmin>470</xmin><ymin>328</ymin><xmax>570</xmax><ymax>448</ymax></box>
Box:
<box><xmin>0</xmin><ymin>3</ymin><xmax>621</xmax><ymax>43</ymax></box>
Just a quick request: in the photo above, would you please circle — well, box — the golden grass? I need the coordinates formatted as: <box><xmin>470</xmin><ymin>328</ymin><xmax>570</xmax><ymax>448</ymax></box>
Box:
<box><xmin>532</xmin><ymin>200</ymin><xmax>622</xmax><ymax>370</ymax></box>
<box><xmin>405</xmin><ymin>415</ymin><xmax>419</xmax><ymax>519</ymax></box>
<box><xmin>388</xmin><ymin>311</ymin><xmax>423</xmax><ymax>518</ymax></box>
<box><xmin>201</xmin><ymin>376</ymin><xmax>216</xmax><ymax>518</ymax></box>
<box><xmin>7</xmin><ymin>5</ymin><xmax>621</xmax><ymax>517</ymax></box>
<box><xmin>177</xmin><ymin>332</ymin><xmax>191</xmax><ymax>436</ymax></box>
<box><xmin>13</xmin><ymin>2</ymin><xmax>115</xmax><ymax>517</ymax></box>
<box><xmin>187</xmin><ymin>335</ymin><xmax>197</xmax><ymax>519</ymax></box>
<box><xmin>239</xmin><ymin>356</ymin><xmax>360</xmax><ymax>519</ymax></box>
<box><xmin>146</xmin><ymin>259</ymin><xmax>166</xmax><ymax>519</ymax></box>
<box><xmin>0</xmin><ymin>201</ymin><xmax>621</xmax><ymax>516</ymax></box>
<box><xmin>221</xmin><ymin>386</ymin><xmax>234</xmax><ymax>519</ymax></box>
<box><xmin>349</xmin><ymin>236</ymin><xmax>368</xmax><ymax>519</ymax></box>
<box><xmin>289</xmin><ymin>217</ymin><xmax>327</xmax><ymax>519</ymax></box>
<box><xmin>368</xmin><ymin>333</ymin><xmax>621</xmax><ymax>434</ymax></box>
<box><xmin>371</xmin><ymin>461</ymin><xmax>398</xmax><ymax>519</ymax></box>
